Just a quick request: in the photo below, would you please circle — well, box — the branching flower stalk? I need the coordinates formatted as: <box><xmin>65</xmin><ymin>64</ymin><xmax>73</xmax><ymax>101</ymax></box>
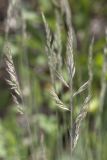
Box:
<box><xmin>42</xmin><ymin>13</ymin><xmax>70</xmax><ymax>111</ymax></box>
<box><xmin>42</xmin><ymin>10</ymin><xmax>64</xmax><ymax>85</ymax></box>
<box><xmin>43</xmin><ymin>13</ymin><xmax>91</xmax><ymax>156</ymax></box>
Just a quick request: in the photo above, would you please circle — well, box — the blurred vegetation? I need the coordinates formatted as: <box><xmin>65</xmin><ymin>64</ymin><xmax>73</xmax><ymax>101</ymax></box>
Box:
<box><xmin>0</xmin><ymin>0</ymin><xmax>107</xmax><ymax>160</ymax></box>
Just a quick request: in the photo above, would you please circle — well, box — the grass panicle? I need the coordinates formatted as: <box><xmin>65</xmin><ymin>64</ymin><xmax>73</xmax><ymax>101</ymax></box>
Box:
<box><xmin>43</xmin><ymin>8</ymin><xmax>92</xmax><ymax>154</ymax></box>
<box><xmin>3</xmin><ymin>45</ymin><xmax>23</xmax><ymax>114</ymax></box>
<box><xmin>43</xmin><ymin>0</ymin><xmax>94</xmax><ymax>154</ymax></box>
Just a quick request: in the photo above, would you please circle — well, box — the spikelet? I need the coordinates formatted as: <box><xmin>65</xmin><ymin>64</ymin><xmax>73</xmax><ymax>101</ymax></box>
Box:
<box><xmin>66</xmin><ymin>27</ymin><xmax>75</xmax><ymax>82</ymax></box>
<box><xmin>3</xmin><ymin>45</ymin><xmax>23</xmax><ymax>114</ymax></box>
<box><xmin>50</xmin><ymin>87</ymin><xmax>70</xmax><ymax>111</ymax></box>
<box><xmin>56</xmin><ymin>71</ymin><xmax>69</xmax><ymax>88</ymax></box>
<box><xmin>73</xmin><ymin>81</ymin><xmax>89</xmax><ymax>97</ymax></box>
<box><xmin>71</xmin><ymin>96</ymin><xmax>91</xmax><ymax>150</ymax></box>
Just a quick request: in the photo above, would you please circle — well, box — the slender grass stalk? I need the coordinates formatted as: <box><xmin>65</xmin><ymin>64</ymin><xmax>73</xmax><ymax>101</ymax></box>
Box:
<box><xmin>99</xmin><ymin>29</ymin><xmax>107</xmax><ymax>160</ymax></box>
<box><xmin>88</xmin><ymin>37</ymin><xmax>94</xmax><ymax>97</ymax></box>
<box><xmin>100</xmin><ymin>31</ymin><xmax>107</xmax><ymax>113</ymax></box>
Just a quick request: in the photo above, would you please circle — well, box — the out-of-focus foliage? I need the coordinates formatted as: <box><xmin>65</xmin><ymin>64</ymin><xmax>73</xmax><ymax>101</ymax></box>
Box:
<box><xmin>0</xmin><ymin>0</ymin><xmax>107</xmax><ymax>160</ymax></box>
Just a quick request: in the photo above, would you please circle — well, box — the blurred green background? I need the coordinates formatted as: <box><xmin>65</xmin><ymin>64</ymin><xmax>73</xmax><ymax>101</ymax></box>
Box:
<box><xmin>0</xmin><ymin>0</ymin><xmax>107</xmax><ymax>159</ymax></box>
